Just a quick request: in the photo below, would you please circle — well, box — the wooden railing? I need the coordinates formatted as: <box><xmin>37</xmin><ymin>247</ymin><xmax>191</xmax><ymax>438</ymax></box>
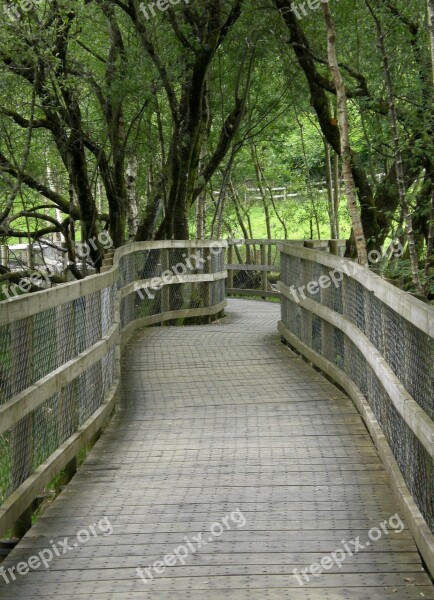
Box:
<box><xmin>0</xmin><ymin>240</ymin><xmax>227</xmax><ymax>538</ymax></box>
<box><xmin>278</xmin><ymin>241</ymin><xmax>434</xmax><ymax>574</ymax></box>
<box><xmin>2</xmin><ymin>235</ymin><xmax>432</xmax><ymax>577</ymax></box>
<box><xmin>226</xmin><ymin>239</ymin><xmax>346</xmax><ymax>299</ymax></box>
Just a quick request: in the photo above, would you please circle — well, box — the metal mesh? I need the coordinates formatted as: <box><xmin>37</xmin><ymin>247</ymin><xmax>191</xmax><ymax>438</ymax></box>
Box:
<box><xmin>211</xmin><ymin>278</ymin><xmax>225</xmax><ymax>306</ymax></box>
<box><xmin>0</xmin><ymin>286</ymin><xmax>116</xmax><ymax>406</ymax></box>
<box><xmin>232</xmin><ymin>269</ymin><xmax>262</xmax><ymax>290</ymax></box>
<box><xmin>0</xmin><ymin>284</ymin><xmax>117</xmax><ymax>505</ymax></box>
<box><xmin>280</xmin><ymin>251</ymin><xmax>434</xmax><ymax>531</ymax></box>
<box><xmin>120</xmin><ymin>246</ymin><xmax>226</xmax><ymax>329</ymax></box>
<box><xmin>227</xmin><ymin>241</ymin><xmax>280</xmax><ymax>296</ymax></box>
<box><xmin>0</xmin><ymin>243</ymin><xmax>225</xmax><ymax>513</ymax></box>
<box><xmin>118</xmin><ymin>248</ymin><xmax>161</xmax><ymax>288</ymax></box>
<box><xmin>0</xmin><ymin>355</ymin><xmax>115</xmax><ymax>504</ymax></box>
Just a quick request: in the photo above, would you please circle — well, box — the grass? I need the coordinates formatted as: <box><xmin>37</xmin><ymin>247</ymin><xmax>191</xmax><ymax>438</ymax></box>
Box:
<box><xmin>218</xmin><ymin>193</ymin><xmax>352</xmax><ymax>241</ymax></box>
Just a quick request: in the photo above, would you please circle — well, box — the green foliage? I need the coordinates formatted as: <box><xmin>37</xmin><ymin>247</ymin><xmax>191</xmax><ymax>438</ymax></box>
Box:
<box><xmin>0</xmin><ymin>0</ymin><xmax>431</xmax><ymax>286</ymax></box>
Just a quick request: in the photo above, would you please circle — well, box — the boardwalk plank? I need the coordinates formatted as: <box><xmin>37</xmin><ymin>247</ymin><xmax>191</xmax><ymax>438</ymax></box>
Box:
<box><xmin>1</xmin><ymin>299</ymin><xmax>432</xmax><ymax>599</ymax></box>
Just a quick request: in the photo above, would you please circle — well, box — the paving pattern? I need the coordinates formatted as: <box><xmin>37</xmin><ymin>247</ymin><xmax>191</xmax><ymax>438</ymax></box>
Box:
<box><xmin>1</xmin><ymin>299</ymin><xmax>433</xmax><ymax>599</ymax></box>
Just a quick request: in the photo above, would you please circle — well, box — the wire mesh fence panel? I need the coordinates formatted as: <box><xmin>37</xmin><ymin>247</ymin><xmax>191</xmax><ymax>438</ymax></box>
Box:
<box><xmin>0</xmin><ymin>325</ymin><xmax>11</xmax><ymax>405</ymax></box>
<box><xmin>226</xmin><ymin>240</ymin><xmax>282</xmax><ymax>297</ymax></box>
<box><xmin>33</xmin><ymin>309</ymin><xmax>57</xmax><ymax>382</ymax></box>
<box><xmin>232</xmin><ymin>270</ymin><xmax>262</xmax><ymax>291</ymax></box>
<box><xmin>101</xmin><ymin>285</ymin><xmax>116</xmax><ymax>336</ymax></box>
<box><xmin>0</xmin><ymin>282</ymin><xmax>117</xmax><ymax>508</ymax></box>
<box><xmin>0</xmin><ymin>289</ymin><xmax>113</xmax><ymax>382</ymax></box>
<box><xmin>382</xmin><ymin>305</ymin><xmax>433</xmax><ymax>419</ymax></box>
<box><xmin>118</xmin><ymin>244</ymin><xmax>226</xmax><ymax>327</ymax></box>
<box><xmin>102</xmin><ymin>348</ymin><xmax>116</xmax><ymax>395</ymax></box>
<box><xmin>211</xmin><ymin>279</ymin><xmax>226</xmax><ymax>306</ymax></box>
<box><xmin>0</xmin><ymin>241</ymin><xmax>227</xmax><ymax>533</ymax></box>
<box><xmin>118</xmin><ymin>248</ymin><xmax>161</xmax><ymax>288</ymax></box>
<box><xmin>278</xmin><ymin>242</ymin><xmax>434</xmax><ymax>533</ymax></box>
<box><xmin>9</xmin><ymin>318</ymin><xmax>33</xmax><ymax>494</ymax></box>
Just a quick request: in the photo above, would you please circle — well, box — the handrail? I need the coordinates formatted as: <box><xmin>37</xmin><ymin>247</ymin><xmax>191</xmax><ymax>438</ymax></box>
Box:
<box><xmin>226</xmin><ymin>238</ymin><xmax>346</xmax><ymax>299</ymax></box>
<box><xmin>277</xmin><ymin>242</ymin><xmax>433</xmax><ymax>336</ymax></box>
<box><xmin>0</xmin><ymin>240</ymin><xmax>227</xmax><ymax>538</ymax></box>
<box><xmin>279</xmin><ymin>281</ymin><xmax>434</xmax><ymax>456</ymax></box>
<box><xmin>278</xmin><ymin>241</ymin><xmax>434</xmax><ymax>574</ymax></box>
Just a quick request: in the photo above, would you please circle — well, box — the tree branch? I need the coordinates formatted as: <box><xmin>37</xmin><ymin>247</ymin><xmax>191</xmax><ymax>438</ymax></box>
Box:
<box><xmin>0</xmin><ymin>150</ymin><xmax>74</xmax><ymax>215</ymax></box>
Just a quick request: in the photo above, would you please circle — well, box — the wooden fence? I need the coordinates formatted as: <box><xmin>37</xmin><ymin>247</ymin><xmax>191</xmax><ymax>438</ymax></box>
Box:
<box><xmin>0</xmin><ymin>240</ymin><xmax>227</xmax><ymax>539</ymax></box>
<box><xmin>226</xmin><ymin>239</ymin><xmax>346</xmax><ymax>298</ymax></box>
<box><xmin>278</xmin><ymin>241</ymin><xmax>434</xmax><ymax>574</ymax></box>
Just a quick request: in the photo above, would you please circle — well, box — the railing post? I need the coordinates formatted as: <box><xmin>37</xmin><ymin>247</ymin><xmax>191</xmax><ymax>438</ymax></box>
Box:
<box><xmin>245</xmin><ymin>240</ymin><xmax>251</xmax><ymax>265</ymax></box>
<box><xmin>227</xmin><ymin>242</ymin><xmax>234</xmax><ymax>291</ymax></box>
<box><xmin>329</xmin><ymin>239</ymin><xmax>347</xmax><ymax>257</ymax></box>
<box><xmin>220</xmin><ymin>244</ymin><xmax>227</xmax><ymax>318</ymax></box>
<box><xmin>329</xmin><ymin>240</ymin><xmax>338</xmax><ymax>256</ymax></box>
<box><xmin>13</xmin><ymin>507</ymin><xmax>32</xmax><ymax>539</ymax></box>
<box><xmin>204</xmin><ymin>246</ymin><xmax>213</xmax><ymax>323</ymax></box>
<box><xmin>300</xmin><ymin>258</ymin><xmax>313</xmax><ymax>348</ymax></box>
<box><xmin>161</xmin><ymin>248</ymin><xmax>170</xmax><ymax>315</ymax></box>
<box><xmin>260</xmin><ymin>244</ymin><xmax>267</xmax><ymax>296</ymax></box>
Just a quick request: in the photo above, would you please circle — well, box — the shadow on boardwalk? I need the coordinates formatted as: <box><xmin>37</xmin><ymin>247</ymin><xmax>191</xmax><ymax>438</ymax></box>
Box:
<box><xmin>0</xmin><ymin>299</ymin><xmax>432</xmax><ymax>599</ymax></box>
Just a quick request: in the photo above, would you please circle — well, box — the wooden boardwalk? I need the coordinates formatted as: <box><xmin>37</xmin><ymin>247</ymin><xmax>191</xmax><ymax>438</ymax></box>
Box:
<box><xmin>1</xmin><ymin>299</ymin><xmax>433</xmax><ymax>599</ymax></box>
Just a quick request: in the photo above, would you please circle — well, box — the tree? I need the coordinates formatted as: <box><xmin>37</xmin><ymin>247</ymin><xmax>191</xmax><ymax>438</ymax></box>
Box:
<box><xmin>322</xmin><ymin>1</ymin><xmax>368</xmax><ymax>264</ymax></box>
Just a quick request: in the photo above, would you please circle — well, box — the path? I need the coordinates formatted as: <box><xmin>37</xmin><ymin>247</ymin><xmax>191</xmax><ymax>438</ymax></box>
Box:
<box><xmin>1</xmin><ymin>299</ymin><xmax>432</xmax><ymax>599</ymax></box>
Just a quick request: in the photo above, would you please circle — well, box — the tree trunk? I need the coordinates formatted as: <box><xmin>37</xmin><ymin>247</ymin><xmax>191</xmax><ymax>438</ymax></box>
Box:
<box><xmin>231</xmin><ymin>182</ymin><xmax>252</xmax><ymax>264</ymax></box>
<box><xmin>426</xmin><ymin>0</ymin><xmax>434</xmax><ymax>285</ymax></box>
<box><xmin>425</xmin><ymin>189</ymin><xmax>434</xmax><ymax>283</ymax></box>
<box><xmin>367</xmin><ymin>2</ymin><xmax>422</xmax><ymax>291</ymax></box>
<box><xmin>322</xmin><ymin>1</ymin><xmax>368</xmax><ymax>265</ymax></box>
<box><xmin>126</xmin><ymin>156</ymin><xmax>139</xmax><ymax>240</ymax></box>
<box><xmin>333</xmin><ymin>151</ymin><xmax>341</xmax><ymax>239</ymax></box>
<box><xmin>298</xmin><ymin>117</ymin><xmax>321</xmax><ymax>239</ymax></box>
<box><xmin>196</xmin><ymin>144</ymin><xmax>208</xmax><ymax>240</ymax></box>
<box><xmin>251</xmin><ymin>144</ymin><xmax>272</xmax><ymax>260</ymax></box>
<box><xmin>273</xmin><ymin>0</ymin><xmax>382</xmax><ymax>249</ymax></box>
<box><xmin>324</xmin><ymin>138</ymin><xmax>337</xmax><ymax>239</ymax></box>
<box><xmin>196</xmin><ymin>192</ymin><xmax>206</xmax><ymax>240</ymax></box>
<box><xmin>429</xmin><ymin>0</ymin><xmax>434</xmax><ymax>77</ymax></box>
<box><xmin>253</xmin><ymin>151</ymin><xmax>288</xmax><ymax>239</ymax></box>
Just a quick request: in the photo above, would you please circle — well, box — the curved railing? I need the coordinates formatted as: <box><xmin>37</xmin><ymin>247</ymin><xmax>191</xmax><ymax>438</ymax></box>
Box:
<box><xmin>0</xmin><ymin>240</ymin><xmax>227</xmax><ymax>538</ymax></box>
<box><xmin>1</xmin><ymin>236</ymin><xmax>432</xmax><ymax>574</ymax></box>
<box><xmin>226</xmin><ymin>238</ymin><xmax>346</xmax><ymax>299</ymax></box>
<box><xmin>278</xmin><ymin>241</ymin><xmax>434</xmax><ymax>573</ymax></box>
